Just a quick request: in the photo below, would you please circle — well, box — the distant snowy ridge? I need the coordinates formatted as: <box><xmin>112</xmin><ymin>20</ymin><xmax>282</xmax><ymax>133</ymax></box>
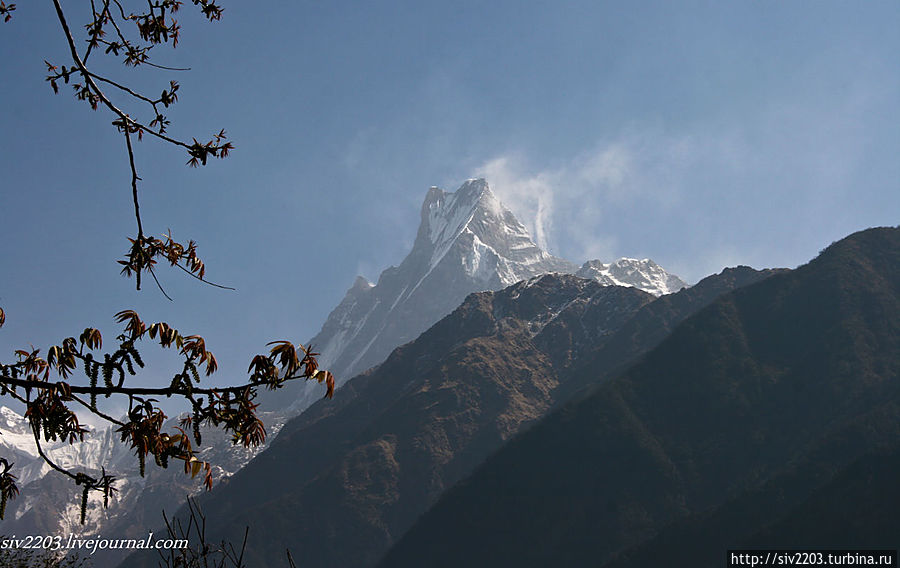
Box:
<box><xmin>0</xmin><ymin>406</ymin><xmax>131</xmax><ymax>486</ymax></box>
<box><xmin>0</xmin><ymin>404</ymin><xmax>273</xmax><ymax>541</ymax></box>
<box><xmin>577</xmin><ymin>258</ymin><xmax>688</xmax><ymax>296</ymax></box>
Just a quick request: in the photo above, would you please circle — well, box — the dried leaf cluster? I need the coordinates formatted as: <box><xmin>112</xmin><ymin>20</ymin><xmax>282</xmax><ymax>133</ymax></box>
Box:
<box><xmin>0</xmin><ymin>309</ymin><xmax>333</xmax><ymax>523</ymax></box>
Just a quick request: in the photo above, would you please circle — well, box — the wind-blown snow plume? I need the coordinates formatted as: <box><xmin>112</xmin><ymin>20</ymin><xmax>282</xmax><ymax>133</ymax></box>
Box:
<box><xmin>473</xmin><ymin>143</ymin><xmax>637</xmax><ymax>260</ymax></box>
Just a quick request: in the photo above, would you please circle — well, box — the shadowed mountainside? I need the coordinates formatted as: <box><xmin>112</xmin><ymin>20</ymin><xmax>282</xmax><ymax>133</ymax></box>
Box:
<box><xmin>380</xmin><ymin>227</ymin><xmax>900</xmax><ymax>568</ymax></box>
<box><xmin>129</xmin><ymin>275</ymin><xmax>652</xmax><ymax>567</ymax></box>
<box><xmin>123</xmin><ymin>260</ymin><xmax>774</xmax><ymax>568</ymax></box>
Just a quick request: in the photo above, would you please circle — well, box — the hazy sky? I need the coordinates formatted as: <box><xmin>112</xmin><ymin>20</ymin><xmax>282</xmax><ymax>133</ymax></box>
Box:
<box><xmin>1</xmin><ymin>1</ymin><xmax>898</xmax><ymax>400</ymax></box>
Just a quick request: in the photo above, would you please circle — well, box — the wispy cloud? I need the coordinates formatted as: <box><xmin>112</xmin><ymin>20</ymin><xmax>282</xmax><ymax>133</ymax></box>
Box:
<box><xmin>470</xmin><ymin>67</ymin><xmax>891</xmax><ymax>284</ymax></box>
<box><xmin>473</xmin><ymin>133</ymin><xmax>688</xmax><ymax>262</ymax></box>
<box><xmin>474</xmin><ymin>156</ymin><xmax>557</xmax><ymax>251</ymax></box>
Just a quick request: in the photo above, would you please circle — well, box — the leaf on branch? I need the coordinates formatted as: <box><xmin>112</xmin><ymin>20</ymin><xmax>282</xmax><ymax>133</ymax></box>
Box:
<box><xmin>1</xmin><ymin>306</ymin><xmax>336</xmax><ymax>522</ymax></box>
<box><xmin>0</xmin><ymin>2</ymin><xmax>16</xmax><ymax>23</ymax></box>
<box><xmin>325</xmin><ymin>372</ymin><xmax>335</xmax><ymax>399</ymax></box>
<box><xmin>26</xmin><ymin>389</ymin><xmax>88</xmax><ymax>445</ymax></box>
<box><xmin>268</xmin><ymin>340</ymin><xmax>300</xmax><ymax>378</ymax></box>
<box><xmin>159</xmin><ymin>81</ymin><xmax>179</xmax><ymax>107</ymax></box>
<box><xmin>56</xmin><ymin>381</ymin><xmax>73</xmax><ymax>401</ymax></box>
<box><xmin>188</xmin><ymin>456</ymin><xmax>203</xmax><ymax>479</ymax></box>
<box><xmin>0</xmin><ymin>458</ymin><xmax>19</xmax><ymax>520</ymax></box>
<box><xmin>313</xmin><ymin>370</ymin><xmax>336</xmax><ymax>399</ymax></box>
<box><xmin>115</xmin><ymin>309</ymin><xmax>146</xmax><ymax>340</ymax></box>
<box><xmin>186</xmin><ymin>133</ymin><xmax>233</xmax><ymax>167</ymax></box>
<box><xmin>205</xmin><ymin>352</ymin><xmax>217</xmax><ymax>376</ymax></box>
<box><xmin>79</xmin><ymin>327</ymin><xmax>103</xmax><ymax>350</ymax></box>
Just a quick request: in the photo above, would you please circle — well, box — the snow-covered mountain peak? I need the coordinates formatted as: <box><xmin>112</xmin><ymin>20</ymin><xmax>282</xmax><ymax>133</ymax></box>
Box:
<box><xmin>415</xmin><ymin>179</ymin><xmax>564</xmax><ymax>282</ymax></box>
<box><xmin>576</xmin><ymin>257</ymin><xmax>688</xmax><ymax>296</ymax></box>
<box><xmin>276</xmin><ymin>180</ymin><xmax>576</xmax><ymax>406</ymax></box>
<box><xmin>418</xmin><ymin>179</ymin><xmax>506</xmax><ymax>253</ymax></box>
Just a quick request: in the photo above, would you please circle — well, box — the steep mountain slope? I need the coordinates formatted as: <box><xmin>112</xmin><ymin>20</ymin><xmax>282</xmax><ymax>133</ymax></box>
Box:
<box><xmin>603</xmin><ymin>441</ymin><xmax>900</xmax><ymax>568</ymax></box>
<box><xmin>123</xmin><ymin>263</ymin><xmax>774</xmax><ymax>568</ymax></box>
<box><xmin>380</xmin><ymin>227</ymin><xmax>900</xmax><ymax>568</ymax></box>
<box><xmin>125</xmin><ymin>275</ymin><xmax>654</xmax><ymax>567</ymax></box>
<box><xmin>555</xmin><ymin>265</ymin><xmax>784</xmax><ymax>403</ymax></box>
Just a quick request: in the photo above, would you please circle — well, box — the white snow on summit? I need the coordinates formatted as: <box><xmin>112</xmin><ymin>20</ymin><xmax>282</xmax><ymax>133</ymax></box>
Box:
<box><xmin>576</xmin><ymin>258</ymin><xmax>688</xmax><ymax>296</ymax></box>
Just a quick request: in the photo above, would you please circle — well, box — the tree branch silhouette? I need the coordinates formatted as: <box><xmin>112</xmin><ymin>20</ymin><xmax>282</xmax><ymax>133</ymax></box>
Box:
<box><xmin>0</xmin><ymin>1</ymin><xmax>334</xmax><ymax>524</ymax></box>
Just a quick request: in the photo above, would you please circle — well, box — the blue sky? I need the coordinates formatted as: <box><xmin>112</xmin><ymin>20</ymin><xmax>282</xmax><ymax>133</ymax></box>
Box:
<box><xmin>1</xmin><ymin>1</ymin><xmax>898</xmax><ymax>401</ymax></box>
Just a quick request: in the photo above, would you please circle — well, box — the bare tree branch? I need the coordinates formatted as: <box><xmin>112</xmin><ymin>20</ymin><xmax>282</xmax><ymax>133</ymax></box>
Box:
<box><xmin>0</xmin><ymin>1</ymin><xmax>335</xmax><ymax>525</ymax></box>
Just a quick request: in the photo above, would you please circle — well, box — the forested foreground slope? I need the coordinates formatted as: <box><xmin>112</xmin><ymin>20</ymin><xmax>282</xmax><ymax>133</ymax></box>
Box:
<box><xmin>381</xmin><ymin>227</ymin><xmax>900</xmax><ymax>568</ymax></box>
<box><xmin>124</xmin><ymin>264</ymin><xmax>774</xmax><ymax>567</ymax></box>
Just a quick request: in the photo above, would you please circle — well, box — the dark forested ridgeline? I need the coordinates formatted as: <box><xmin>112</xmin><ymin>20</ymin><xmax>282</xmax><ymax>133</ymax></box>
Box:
<box><xmin>380</xmin><ymin>227</ymin><xmax>900</xmax><ymax>568</ymax></box>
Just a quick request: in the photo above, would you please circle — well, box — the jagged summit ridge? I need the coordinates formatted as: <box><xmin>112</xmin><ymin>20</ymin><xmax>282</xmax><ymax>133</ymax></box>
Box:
<box><xmin>415</xmin><ymin>179</ymin><xmax>569</xmax><ymax>287</ymax></box>
<box><xmin>420</xmin><ymin>180</ymin><xmax>548</xmax><ymax>269</ymax></box>
<box><xmin>577</xmin><ymin>258</ymin><xmax>688</xmax><ymax>296</ymax></box>
<box><xmin>279</xmin><ymin>179</ymin><xmax>576</xmax><ymax>413</ymax></box>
